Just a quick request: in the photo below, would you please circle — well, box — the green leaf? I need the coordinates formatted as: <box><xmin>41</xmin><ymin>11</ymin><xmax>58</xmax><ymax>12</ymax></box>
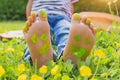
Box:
<box><xmin>64</xmin><ymin>60</ymin><xmax>73</xmax><ymax>73</ymax></box>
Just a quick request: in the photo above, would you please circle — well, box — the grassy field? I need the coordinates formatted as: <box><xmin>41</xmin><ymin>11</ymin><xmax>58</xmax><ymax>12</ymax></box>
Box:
<box><xmin>0</xmin><ymin>21</ymin><xmax>120</xmax><ymax>80</ymax></box>
<box><xmin>0</xmin><ymin>21</ymin><xmax>25</xmax><ymax>33</ymax></box>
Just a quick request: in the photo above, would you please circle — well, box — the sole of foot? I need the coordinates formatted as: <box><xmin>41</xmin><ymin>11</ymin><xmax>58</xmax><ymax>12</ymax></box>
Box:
<box><xmin>23</xmin><ymin>9</ymin><xmax>52</xmax><ymax>68</ymax></box>
<box><xmin>63</xmin><ymin>13</ymin><xmax>95</xmax><ymax>64</ymax></box>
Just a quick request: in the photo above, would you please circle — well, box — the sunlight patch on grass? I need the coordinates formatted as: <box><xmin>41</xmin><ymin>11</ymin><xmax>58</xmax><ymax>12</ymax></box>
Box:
<box><xmin>0</xmin><ymin>21</ymin><xmax>25</xmax><ymax>33</ymax></box>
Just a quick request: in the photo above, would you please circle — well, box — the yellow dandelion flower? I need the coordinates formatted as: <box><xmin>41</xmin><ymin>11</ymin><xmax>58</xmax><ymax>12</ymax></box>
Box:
<box><xmin>4</xmin><ymin>46</ymin><xmax>14</xmax><ymax>53</ymax></box>
<box><xmin>30</xmin><ymin>74</ymin><xmax>43</xmax><ymax>80</ymax></box>
<box><xmin>79</xmin><ymin>65</ymin><xmax>92</xmax><ymax>77</ymax></box>
<box><xmin>117</xmin><ymin>50</ymin><xmax>120</xmax><ymax>56</ymax></box>
<box><xmin>39</xmin><ymin>65</ymin><xmax>47</xmax><ymax>74</ymax></box>
<box><xmin>101</xmin><ymin>72</ymin><xmax>108</xmax><ymax>78</ymax></box>
<box><xmin>18</xmin><ymin>52</ymin><xmax>24</xmax><ymax>57</ymax></box>
<box><xmin>17</xmin><ymin>74</ymin><xmax>27</xmax><ymax>80</ymax></box>
<box><xmin>94</xmin><ymin>50</ymin><xmax>105</xmax><ymax>59</ymax></box>
<box><xmin>0</xmin><ymin>50</ymin><xmax>3</xmax><ymax>54</ymax></box>
<box><xmin>0</xmin><ymin>65</ymin><xmax>5</xmax><ymax>77</ymax></box>
<box><xmin>17</xmin><ymin>64</ymin><xmax>25</xmax><ymax>72</ymax></box>
<box><xmin>51</xmin><ymin>65</ymin><xmax>59</xmax><ymax>75</ymax></box>
<box><xmin>118</xmin><ymin>26</ymin><xmax>120</xmax><ymax>29</ymax></box>
<box><xmin>115</xmin><ymin>42</ymin><xmax>120</xmax><ymax>48</ymax></box>
<box><xmin>62</xmin><ymin>75</ymin><xmax>70</xmax><ymax>80</ymax></box>
<box><xmin>54</xmin><ymin>73</ymin><xmax>61</xmax><ymax>79</ymax></box>
<box><xmin>90</xmin><ymin>77</ymin><xmax>98</xmax><ymax>80</ymax></box>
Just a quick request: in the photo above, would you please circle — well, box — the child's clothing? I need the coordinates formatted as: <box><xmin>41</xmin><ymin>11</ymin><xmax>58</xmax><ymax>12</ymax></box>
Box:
<box><xmin>32</xmin><ymin>0</ymin><xmax>78</xmax><ymax>19</ymax></box>
<box><xmin>24</xmin><ymin>0</ymin><xmax>78</xmax><ymax>61</ymax></box>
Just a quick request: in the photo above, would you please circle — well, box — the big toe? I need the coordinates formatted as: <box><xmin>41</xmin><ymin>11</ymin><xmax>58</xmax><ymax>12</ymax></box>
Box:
<box><xmin>38</xmin><ymin>9</ymin><xmax>47</xmax><ymax>21</ymax></box>
<box><xmin>72</xmin><ymin>13</ymin><xmax>81</xmax><ymax>23</ymax></box>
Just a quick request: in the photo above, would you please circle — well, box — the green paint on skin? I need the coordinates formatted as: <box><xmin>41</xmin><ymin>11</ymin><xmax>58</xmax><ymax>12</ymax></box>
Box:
<box><xmin>78</xmin><ymin>48</ymin><xmax>87</xmax><ymax>57</ymax></box>
<box><xmin>86</xmin><ymin>18</ymin><xmax>91</xmax><ymax>25</ymax></box>
<box><xmin>30</xmin><ymin>34</ymin><xmax>38</xmax><ymax>44</ymax></box>
<box><xmin>71</xmin><ymin>46</ymin><xmax>78</xmax><ymax>53</ymax></box>
<box><xmin>40</xmin><ymin>34</ymin><xmax>47</xmax><ymax>41</ymax></box>
<box><xmin>74</xmin><ymin>35</ymin><xmax>81</xmax><ymax>42</ymax></box>
<box><xmin>72</xmin><ymin>13</ymin><xmax>81</xmax><ymax>21</ymax></box>
<box><xmin>85</xmin><ymin>38</ymin><xmax>90</xmax><ymax>44</ymax></box>
<box><xmin>37</xmin><ymin>40</ymin><xmax>50</xmax><ymax>55</ymax></box>
<box><xmin>71</xmin><ymin>46</ymin><xmax>87</xmax><ymax>58</ymax></box>
<box><xmin>40</xmin><ymin>9</ymin><xmax>47</xmax><ymax>18</ymax></box>
<box><xmin>23</xmin><ymin>26</ymin><xmax>27</xmax><ymax>31</ymax></box>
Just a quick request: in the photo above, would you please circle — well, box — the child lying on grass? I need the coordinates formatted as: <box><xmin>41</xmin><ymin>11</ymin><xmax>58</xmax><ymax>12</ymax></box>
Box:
<box><xmin>23</xmin><ymin>0</ymin><xmax>95</xmax><ymax>68</ymax></box>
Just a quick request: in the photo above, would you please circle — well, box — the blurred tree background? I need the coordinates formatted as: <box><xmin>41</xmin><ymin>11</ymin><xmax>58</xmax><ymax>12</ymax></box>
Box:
<box><xmin>0</xmin><ymin>0</ymin><xmax>27</xmax><ymax>21</ymax></box>
<box><xmin>0</xmin><ymin>0</ymin><xmax>119</xmax><ymax>21</ymax></box>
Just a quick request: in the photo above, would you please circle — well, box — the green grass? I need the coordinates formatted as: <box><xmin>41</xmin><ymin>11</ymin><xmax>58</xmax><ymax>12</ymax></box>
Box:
<box><xmin>0</xmin><ymin>21</ymin><xmax>120</xmax><ymax>80</ymax></box>
<box><xmin>0</xmin><ymin>21</ymin><xmax>25</xmax><ymax>33</ymax></box>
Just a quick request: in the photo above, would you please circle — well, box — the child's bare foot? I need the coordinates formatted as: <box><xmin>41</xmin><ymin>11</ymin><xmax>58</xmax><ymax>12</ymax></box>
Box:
<box><xmin>63</xmin><ymin>13</ymin><xmax>95</xmax><ymax>64</ymax></box>
<box><xmin>23</xmin><ymin>10</ymin><xmax>52</xmax><ymax>68</ymax></box>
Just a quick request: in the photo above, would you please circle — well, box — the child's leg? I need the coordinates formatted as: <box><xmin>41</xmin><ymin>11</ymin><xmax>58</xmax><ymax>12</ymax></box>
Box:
<box><xmin>53</xmin><ymin>16</ymin><xmax>71</xmax><ymax>59</ymax></box>
<box><xmin>24</xmin><ymin>45</ymin><xmax>31</xmax><ymax>61</ymax></box>
<box><xmin>23</xmin><ymin>10</ymin><xmax>53</xmax><ymax>68</ymax></box>
<box><xmin>63</xmin><ymin>13</ymin><xmax>95</xmax><ymax>64</ymax></box>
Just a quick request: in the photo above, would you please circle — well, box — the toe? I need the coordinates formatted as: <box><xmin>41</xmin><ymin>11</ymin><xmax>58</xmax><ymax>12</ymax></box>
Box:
<box><xmin>72</xmin><ymin>13</ymin><xmax>81</xmax><ymax>23</ymax></box>
<box><xmin>23</xmin><ymin>25</ymin><xmax>27</xmax><ymax>33</ymax></box>
<box><xmin>89</xmin><ymin>23</ymin><xmax>96</xmax><ymax>35</ymax></box>
<box><xmin>81</xmin><ymin>16</ymin><xmax>87</xmax><ymax>24</ymax></box>
<box><xmin>23</xmin><ymin>20</ymin><xmax>31</xmax><ymax>32</ymax></box>
<box><xmin>28</xmin><ymin>16</ymin><xmax>33</xmax><ymax>23</ymax></box>
<box><xmin>26</xmin><ymin>20</ymin><xmax>31</xmax><ymax>28</ymax></box>
<box><xmin>38</xmin><ymin>9</ymin><xmax>47</xmax><ymax>21</ymax></box>
<box><xmin>31</xmin><ymin>12</ymin><xmax>36</xmax><ymax>22</ymax></box>
<box><xmin>81</xmin><ymin>16</ymin><xmax>91</xmax><ymax>26</ymax></box>
<box><xmin>85</xmin><ymin>18</ymin><xmax>96</xmax><ymax>35</ymax></box>
<box><xmin>24</xmin><ymin>13</ymin><xmax>36</xmax><ymax>33</ymax></box>
<box><xmin>85</xmin><ymin>18</ymin><xmax>91</xmax><ymax>26</ymax></box>
<box><xmin>81</xmin><ymin>17</ymin><xmax>95</xmax><ymax>35</ymax></box>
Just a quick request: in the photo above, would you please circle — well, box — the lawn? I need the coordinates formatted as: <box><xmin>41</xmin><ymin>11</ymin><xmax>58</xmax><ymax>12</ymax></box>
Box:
<box><xmin>0</xmin><ymin>21</ymin><xmax>25</xmax><ymax>33</ymax></box>
<box><xmin>0</xmin><ymin>21</ymin><xmax>120</xmax><ymax>80</ymax></box>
